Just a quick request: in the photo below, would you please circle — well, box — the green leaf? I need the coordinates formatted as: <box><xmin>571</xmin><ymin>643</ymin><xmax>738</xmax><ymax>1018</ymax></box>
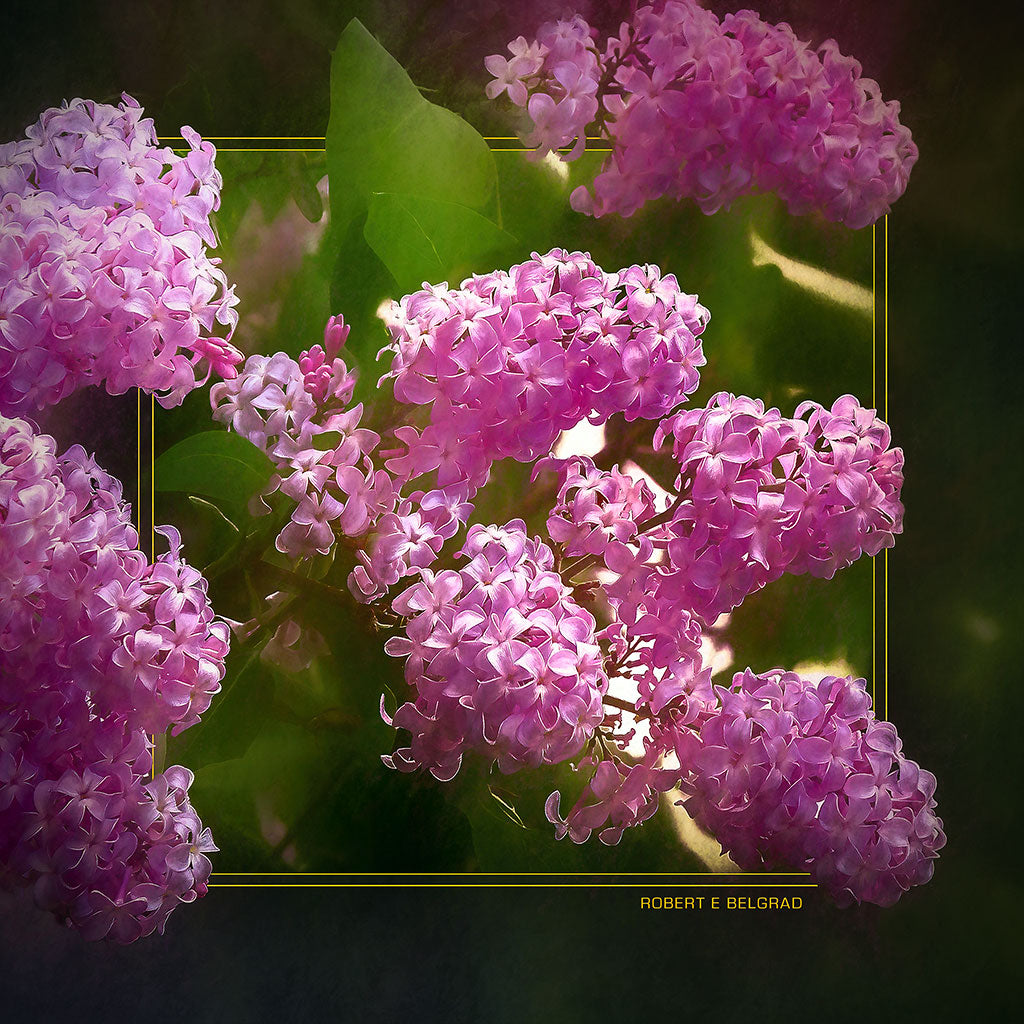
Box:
<box><xmin>154</xmin><ymin>431</ymin><xmax>275</xmax><ymax>510</ymax></box>
<box><xmin>326</xmin><ymin>18</ymin><xmax>496</xmax><ymax>235</ymax></box>
<box><xmin>310</xmin><ymin>430</ymin><xmax>344</xmax><ymax>452</ymax></box>
<box><xmin>364</xmin><ymin>192</ymin><xmax>518</xmax><ymax>292</ymax></box>
<box><xmin>172</xmin><ymin>648</ymin><xmax>275</xmax><ymax>769</ymax></box>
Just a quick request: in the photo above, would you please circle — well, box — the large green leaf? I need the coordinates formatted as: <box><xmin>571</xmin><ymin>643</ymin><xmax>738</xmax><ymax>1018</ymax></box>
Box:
<box><xmin>324</xmin><ymin>19</ymin><xmax>500</xmax><ymax>370</ymax></box>
<box><xmin>172</xmin><ymin>648</ymin><xmax>275</xmax><ymax>769</ymax></box>
<box><xmin>364</xmin><ymin>192</ymin><xmax>518</xmax><ymax>292</ymax></box>
<box><xmin>326</xmin><ymin>18</ymin><xmax>496</xmax><ymax>233</ymax></box>
<box><xmin>154</xmin><ymin>430</ymin><xmax>275</xmax><ymax>510</ymax></box>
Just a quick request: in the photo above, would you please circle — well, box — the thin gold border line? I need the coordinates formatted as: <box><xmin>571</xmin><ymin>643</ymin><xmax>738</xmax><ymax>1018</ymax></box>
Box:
<box><xmin>149</xmin><ymin>392</ymin><xmax>156</xmax><ymax>781</ymax></box>
<box><xmin>208</xmin><ymin>883</ymin><xmax>819</xmax><ymax>889</ymax></box>
<box><xmin>872</xmin><ymin>223</ymin><xmax>877</xmax><ymax>709</ymax></box>
<box><xmin>884</xmin><ymin>214</ymin><xmax>889</xmax><ymax>722</ymax></box>
<box><xmin>210</xmin><ymin>871</ymin><xmax>811</xmax><ymax>878</ymax></box>
<box><xmin>170</xmin><ymin>147</ymin><xmax>615</xmax><ymax>154</ymax></box>
<box><xmin>149</xmin><ymin>391</ymin><xmax>154</xmax><ymax>561</ymax></box>
<box><xmin>136</xmin><ymin>388</ymin><xmax>141</xmax><ymax>536</ymax></box>
<box><xmin>153</xmin><ymin>152</ymin><xmax>890</xmax><ymax>885</ymax></box>
<box><xmin>155</xmin><ymin>136</ymin><xmax>608</xmax><ymax>142</ymax></box>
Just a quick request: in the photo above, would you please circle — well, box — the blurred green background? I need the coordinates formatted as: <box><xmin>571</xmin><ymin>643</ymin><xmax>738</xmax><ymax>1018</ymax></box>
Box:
<box><xmin>1</xmin><ymin>0</ymin><xmax>1020</xmax><ymax>1018</ymax></box>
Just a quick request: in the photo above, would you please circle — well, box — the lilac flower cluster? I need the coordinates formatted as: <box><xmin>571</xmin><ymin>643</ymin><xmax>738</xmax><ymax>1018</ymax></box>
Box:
<box><xmin>211</xmin><ymin>250</ymin><xmax>708</xmax><ymax>596</ymax></box>
<box><xmin>210</xmin><ymin>315</ymin><xmax>392</xmax><ymax>559</ymax></box>
<box><xmin>545</xmin><ymin>720</ymin><xmax>680</xmax><ymax>845</ymax></box>
<box><xmin>1</xmin><ymin>415</ymin><xmax>227</xmax><ymax>940</ymax></box>
<box><xmin>205</xmin><ymin>252</ymin><xmax>940</xmax><ymax>906</ymax></box>
<box><xmin>676</xmin><ymin>668</ymin><xmax>945</xmax><ymax>907</ymax></box>
<box><xmin>355</xmin><ymin>249</ymin><xmax>708</xmax><ymax>599</ymax></box>
<box><xmin>487</xmin><ymin>0</ymin><xmax>917</xmax><ymax>227</ymax></box>
<box><xmin>0</xmin><ymin>94</ymin><xmax>240</xmax><ymax>415</ymax></box>
<box><xmin>650</xmin><ymin>391</ymin><xmax>905</xmax><ymax>624</ymax></box>
<box><xmin>382</xmin><ymin>521</ymin><xmax>608</xmax><ymax>780</ymax></box>
<box><xmin>529</xmin><ymin>389</ymin><xmax>942</xmax><ymax>908</ymax></box>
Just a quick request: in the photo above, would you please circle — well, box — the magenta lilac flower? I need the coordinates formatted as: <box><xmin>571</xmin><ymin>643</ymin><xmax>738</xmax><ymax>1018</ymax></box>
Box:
<box><xmin>0</xmin><ymin>95</ymin><xmax>240</xmax><ymax>415</ymax></box>
<box><xmin>486</xmin><ymin>1</ymin><xmax>917</xmax><ymax>227</ymax></box>
<box><xmin>210</xmin><ymin>251</ymin><xmax>708</xmax><ymax>596</ymax></box>
<box><xmin>381</xmin><ymin>521</ymin><xmax>609</xmax><ymax>780</ymax></box>
<box><xmin>545</xmin><ymin>721</ymin><xmax>681</xmax><ymax>846</ymax></box>
<box><xmin>355</xmin><ymin>248</ymin><xmax>708</xmax><ymax>599</ymax></box>
<box><xmin>675</xmin><ymin>668</ymin><xmax>945</xmax><ymax>907</ymax></box>
<box><xmin>204</xmin><ymin>254</ymin><xmax>940</xmax><ymax>908</ymax></box>
<box><xmin>210</xmin><ymin>314</ymin><xmax>388</xmax><ymax>560</ymax></box>
<box><xmin>0</xmin><ymin>414</ymin><xmax>228</xmax><ymax>940</ymax></box>
<box><xmin>648</xmin><ymin>391</ymin><xmax>905</xmax><ymax>624</ymax></box>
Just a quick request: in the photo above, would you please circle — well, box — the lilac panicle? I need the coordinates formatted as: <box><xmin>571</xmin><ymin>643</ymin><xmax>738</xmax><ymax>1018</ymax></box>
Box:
<box><xmin>0</xmin><ymin>95</ymin><xmax>240</xmax><ymax>415</ymax></box>
<box><xmin>646</xmin><ymin>391</ymin><xmax>904</xmax><ymax>625</ymax></box>
<box><xmin>354</xmin><ymin>248</ymin><xmax>708</xmax><ymax>600</ymax></box>
<box><xmin>486</xmin><ymin>1</ymin><xmax>917</xmax><ymax>227</ymax></box>
<box><xmin>675</xmin><ymin>668</ymin><xmax>945</xmax><ymax>907</ymax></box>
<box><xmin>210</xmin><ymin>313</ymin><xmax>387</xmax><ymax>560</ymax></box>
<box><xmin>381</xmin><ymin>521</ymin><xmax>608</xmax><ymax>780</ymax></box>
<box><xmin>0</xmin><ymin>415</ymin><xmax>228</xmax><ymax>940</ymax></box>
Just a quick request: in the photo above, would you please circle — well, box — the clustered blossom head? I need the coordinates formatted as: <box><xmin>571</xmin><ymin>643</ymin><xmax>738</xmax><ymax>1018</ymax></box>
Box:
<box><xmin>487</xmin><ymin>0</ymin><xmax>917</xmax><ymax>226</ymax></box>
<box><xmin>353</xmin><ymin>248</ymin><xmax>708</xmax><ymax>599</ymax></box>
<box><xmin>542</xmin><ymin>392</ymin><xmax>903</xmax><ymax>663</ymax></box>
<box><xmin>529</xmin><ymin>387</ymin><xmax>930</xmax><ymax>907</ymax></box>
<box><xmin>0</xmin><ymin>94</ymin><xmax>240</xmax><ymax>415</ymax></box>
<box><xmin>647</xmin><ymin>391</ymin><xmax>904</xmax><ymax>625</ymax></box>
<box><xmin>381</xmin><ymin>521</ymin><xmax>609</xmax><ymax>780</ymax></box>
<box><xmin>545</xmin><ymin>719</ymin><xmax>681</xmax><ymax>846</ymax></box>
<box><xmin>211</xmin><ymin>251</ymin><xmax>708</xmax><ymax>598</ymax></box>
<box><xmin>210</xmin><ymin>314</ymin><xmax>391</xmax><ymax>560</ymax></box>
<box><xmin>1</xmin><ymin>415</ymin><xmax>227</xmax><ymax>939</ymax></box>
<box><xmin>675</xmin><ymin>668</ymin><xmax>945</xmax><ymax>906</ymax></box>
<box><xmin>207</xmin><ymin>254</ymin><xmax>939</xmax><ymax>908</ymax></box>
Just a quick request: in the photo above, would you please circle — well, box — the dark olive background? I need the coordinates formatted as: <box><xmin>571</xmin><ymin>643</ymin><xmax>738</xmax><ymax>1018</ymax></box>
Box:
<box><xmin>1</xmin><ymin>0</ymin><xmax>1020</xmax><ymax>1019</ymax></box>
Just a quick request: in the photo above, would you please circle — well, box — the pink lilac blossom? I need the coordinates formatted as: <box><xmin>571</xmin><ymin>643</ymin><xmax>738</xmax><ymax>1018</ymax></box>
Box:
<box><xmin>545</xmin><ymin>718</ymin><xmax>681</xmax><ymax>845</ymax></box>
<box><xmin>647</xmin><ymin>391</ymin><xmax>905</xmax><ymax>624</ymax></box>
<box><xmin>380</xmin><ymin>521</ymin><xmax>609</xmax><ymax>780</ymax></box>
<box><xmin>538</xmin><ymin>452</ymin><xmax>711</xmax><ymax>711</ymax></box>
<box><xmin>0</xmin><ymin>95</ymin><xmax>240</xmax><ymax>415</ymax></box>
<box><xmin>486</xmin><ymin>1</ymin><xmax>917</xmax><ymax>227</ymax></box>
<box><xmin>210</xmin><ymin>251</ymin><xmax>708</xmax><ymax>597</ymax></box>
<box><xmin>210</xmin><ymin>315</ymin><xmax>388</xmax><ymax>560</ymax></box>
<box><xmin>204</xmin><ymin>258</ymin><xmax>939</xmax><ymax>906</ymax></box>
<box><xmin>354</xmin><ymin>248</ymin><xmax>708</xmax><ymax>599</ymax></box>
<box><xmin>674</xmin><ymin>668</ymin><xmax>945</xmax><ymax>907</ymax></box>
<box><xmin>0</xmin><ymin>414</ymin><xmax>227</xmax><ymax>940</ymax></box>
<box><xmin>541</xmin><ymin>392</ymin><xmax>903</xmax><ymax>658</ymax></box>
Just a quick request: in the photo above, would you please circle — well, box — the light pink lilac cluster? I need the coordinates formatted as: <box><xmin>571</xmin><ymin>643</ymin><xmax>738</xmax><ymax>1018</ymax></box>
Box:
<box><xmin>486</xmin><ymin>0</ymin><xmax>917</xmax><ymax>227</ymax></box>
<box><xmin>650</xmin><ymin>391</ymin><xmax>904</xmax><ymax>624</ymax></box>
<box><xmin>543</xmin><ymin>392</ymin><xmax>903</xmax><ymax>650</ymax></box>
<box><xmin>206</xmin><ymin>255</ymin><xmax>940</xmax><ymax>905</ymax></box>
<box><xmin>675</xmin><ymin>669</ymin><xmax>945</xmax><ymax>906</ymax></box>
<box><xmin>0</xmin><ymin>415</ymin><xmax>227</xmax><ymax>940</ymax></box>
<box><xmin>210</xmin><ymin>315</ymin><xmax>392</xmax><ymax>559</ymax></box>
<box><xmin>545</xmin><ymin>719</ymin><xmax>681</xmax><ymax>845</ymax></box>
<box><xmin>354</xmin><ymin>248</ymin><xmax>708</xmax><ymax>599</ymax></box>
<box><xmin>0</xmin><ymin>94</ymin><xmax>240</xmax><ymax>415</ymax></box>
<box><xmin>381</xmin><ymin>521</ymin><xmax>608</xmax><ymax>780</ymax></box>
<box><xmin>529</xmin><ymin>390</ymin><xmax>941</xmax><ymax>905</ymax></box>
